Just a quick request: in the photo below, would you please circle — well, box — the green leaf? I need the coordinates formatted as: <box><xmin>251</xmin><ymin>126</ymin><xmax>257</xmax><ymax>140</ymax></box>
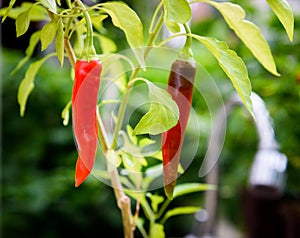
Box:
<box><xmin>193</xmin><ymin>35</ymin><xmax>254</xmax><ymax>117</ymax></box>
<box><xmin>149</xmin><ymin>223</ymin><xmax>165</xmax><ymax>238</ymax></box>
<box><xmin>164</xmin><ymin>0</ymin><xmax>191</xmax><ymax>24</ymax></box>
<box><xmin>91</xmin><ymin>14</ymin><xmax>108</xmax><ymax>31</ymax></box>
<box><xmin>40</xmin><ymin>17</ymin><xmax>59</xmax><ymax>51</ymax></box>
<box><xmin>126</xmin><ymin>125</ymin><xmax>138</xmax><ymax>145</ymax></box>
<box><xmin>133</xmin><ymin>80</ymin><xmax>179</xmax><ymax>135</ymax></box>
<box><xmin>164</xmin><ymin>20</ymin><xmax>181</xmax><ymax>34</ymax></box>
<box><xmin>16</xmin><ymin>8</ymin><xmax>31</xmax><ymax>37</ymax></box>
<box><xmin>101</xmin><ymin>54</ymin><xmax>127</xmax><ymax>93</ymax></box>
<box><xmin>11</xmin><ymin>30</ymin><xmax>40</xmax><ymax>75</ymax></box>
<box><xmin>95</xmin><ymin>34</ymin><xmax>117</xmax><ymax>53</ymax></box>
<box><xmin>160</xmin><ymin>206</ymin><xmax>201</xmax><ymax>224</ymax></box>
<box><xmin>61</xmin><ymin>100</ymin><xmax>71</xmax><ymax>126</ymax></box>
<box><xmin>147</xmin><ymin>193</ymin><xmax>164</xmax><ymax>213</ymax></box>
<box><xmin>1</xmin><ymin>0</ymin><xmax>16</xmax><ymax>22</ymax></box>
<box><xmin>107</xmin><ymin>149</ymin><xmax>122</xmax><ymax>172</ymax></box>
<box><xmin>173</xmin><ymin>183</ymin><xmax>215</xmax><ymax>199</ymax></box>
<box><xmin>203</xmin><ymin>1</ymin><xmax>279</xmax><ymax>76</ymax></box>
<box><xmin>18</xmin><ymin>54</ymin><xmax>54</xmax><ymax>117</ymax></box>
<box><xmin>164</xmin><ymin>0</ymin><xmax>191</xmax><ymax>33</ymax></box>
<box><xmin>55</xmin><ymin>18</ymin><xmax>64</xmax><ymax>66</ymax></box>
<box><xmin>40</xmin><ymin>0</ymin><xmax>57</xmax><ymax>13</ymax></box>
<box><xmin>0</xmin><ymin>3</ymin><xmax>47</xmax><ymax>21</ymax></box>
<box><xmin>101</xmin><ymin>2</ymin><xmax>144</xmax><ymax>67</ymax></box>
<box><xmin>266</xmin><ymin>0</ymin><xmax>294</xmax><ymax>41</ymax></box>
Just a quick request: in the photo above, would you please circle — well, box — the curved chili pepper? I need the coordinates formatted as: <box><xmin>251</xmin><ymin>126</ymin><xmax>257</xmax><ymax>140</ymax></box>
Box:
<box><xmin>162</xmin><ymin>59</ymin><xmax>196</xmax><ymax>199</ymax></box>
<box><xmin>72</xmin><ymin>60</ymin><xmax>102</xmax><ymax>187</ymax></box>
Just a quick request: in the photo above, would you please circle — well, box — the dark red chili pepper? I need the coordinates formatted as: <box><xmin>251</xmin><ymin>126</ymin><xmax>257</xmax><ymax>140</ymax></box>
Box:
<box><xmin>72</xmin><ymin>59</ymin><xmax>102</xmax><ymax>187</ymax></box>
<box><xmin>162</xmin><ymin>59</ymin><xmax>196</xmax><ymax>199</ymax></box>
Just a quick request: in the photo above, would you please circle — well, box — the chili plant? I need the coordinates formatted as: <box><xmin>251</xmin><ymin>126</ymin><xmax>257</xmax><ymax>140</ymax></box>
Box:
<box><xmin>0</xmin><ymin>0</ymin><xmax>294</xmax><ymax>237</ymax></box>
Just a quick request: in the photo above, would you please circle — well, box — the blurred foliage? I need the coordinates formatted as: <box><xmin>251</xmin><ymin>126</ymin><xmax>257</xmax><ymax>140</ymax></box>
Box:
<box><xmin>190</xmin><ymin>0</ymin><xmax>300</xmax><ymax>230</ymax></box>
<box><xmin>1</xmin><ymin>0</ymin><xmax>300</xmax><ymax>237</ymax></box>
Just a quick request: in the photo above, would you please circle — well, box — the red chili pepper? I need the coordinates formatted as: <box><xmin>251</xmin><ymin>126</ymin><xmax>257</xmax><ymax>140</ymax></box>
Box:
<box><xmin>162</xmin><ymin>59</ymin><xmax>196</xmax><ymax>199</ymax></box>
<box><xmin>72</xmin><ymin>59</ymin><xmax>102</xmax><ymax>187</ymax></box>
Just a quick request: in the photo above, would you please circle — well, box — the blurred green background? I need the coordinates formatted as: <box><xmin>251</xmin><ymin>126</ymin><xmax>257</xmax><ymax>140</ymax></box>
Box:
<box><xmin>1</xmin><ymin>0</ymin><xmax>300</xmax><ymax>237</ymax></box>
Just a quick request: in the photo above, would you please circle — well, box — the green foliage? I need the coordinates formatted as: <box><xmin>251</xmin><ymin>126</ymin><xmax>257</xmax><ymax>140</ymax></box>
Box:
<box><xmin>201</xmin><ymin>0</ymin><xmax>279</xmax><ymax>76</ymax></box>
<box><xmin>40</xmin><ymin>17</ymin><xmax>59</xmax><ymax>51</ymax></box>
<box><xmin>1</xmin><ymin>0</ymin><xmax>297</xmax><ymax>237</ymax></box>
<box><xmin>101</xmin><ymin>2</ymin><xmax>144</xmax><ymax>67</ymax></box>
<box><xmin>266</xmin><ymin>0</ymin><xmax>294</xmax><ymax>41</ymax></box>
<box><xmin>18</xmin><ymin>54</ymin><xmax>56</xmax><ymax>116</ymax></box>
<box><xmin>133</xmin><ymin>79</ymin><xmax>179</xmax><ymax>135</ymax></box>
<box><xmin>164</xmin><ymin>0</ymin><xmax>191</xmax><ymax>32</ymax></box>
<box><xmin>194</xmin><ymin>35</ymin><xmax>253</xmax><ymax>117</ymax></box>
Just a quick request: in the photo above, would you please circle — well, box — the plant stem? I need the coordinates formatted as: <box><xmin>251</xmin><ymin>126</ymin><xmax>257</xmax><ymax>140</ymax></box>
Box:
<box><xmin>110</xmin><ymin>11</ymin><xmax>165</xmax><ymax>151</ymax></box>
<box><xmin>64</xmin><ymin>38</ymin><xmax>76</xmax><ymax>67</ymax></box>
<box><xmin>75</xmin><ymin>0</ymin><xmax>96</xmax><ymax>58</ymax></box>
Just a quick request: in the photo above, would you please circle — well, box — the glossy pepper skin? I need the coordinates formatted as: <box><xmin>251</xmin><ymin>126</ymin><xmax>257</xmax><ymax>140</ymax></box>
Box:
<box><xmin>162</xmin><ymin>59</ymin><xmax>196</xmax><ymax>199</ymax></box>
<box><xmin>72</xmin><ymin>60</ymin><xmax>102</xmax><ymax>187</ymax></box>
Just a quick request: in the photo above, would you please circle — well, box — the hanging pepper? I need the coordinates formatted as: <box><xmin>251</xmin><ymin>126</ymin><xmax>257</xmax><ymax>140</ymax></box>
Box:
<box><xmin>72</xmin><ymin>59</ymin><xmax>102</xmax><ymax>187</ymax></box>
<box><xmin>162</xmin><ymin>59</ymin><xmax>196</xmax><ymax>199</ymax></box>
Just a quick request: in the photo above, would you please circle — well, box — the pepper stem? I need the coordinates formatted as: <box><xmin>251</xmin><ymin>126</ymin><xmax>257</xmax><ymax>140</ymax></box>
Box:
<box><xmin>76</xmin><ymin>0</ymin><xmax>96</xmax><ymax>58</ymax></box>
<box><xmin>179</xmin><ymin>23</ymin><xmax>194</xmax><ymax>62</ymax></box>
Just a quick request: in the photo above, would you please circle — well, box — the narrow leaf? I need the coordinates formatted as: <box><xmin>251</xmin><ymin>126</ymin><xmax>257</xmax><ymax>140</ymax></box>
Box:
<box><xmin>61</xmin><ymin>100</ymin><xmax>71</xmax><ymax>126</ymax></box>
<box><xmin>55</xmin><ymin>18</ymin><xmax>64</xmax><ymax>66</ymax></box>
<box><xmin>160</xmin><ymin>206</ymin><xmax>201</xmax><ymax>224</ymax></box>
<box><xmin>133</xmin><ymin>80</ymin><xmax>179</xmax><ymax>135</ymax></box>
<box><xmin>18</xmin><ymin>54</ymin><xmax>54</xmax><ymax>116</ymax></box>
<box><xmin>266</xmin><ymin>0</ymin><xmax>294</xmax><ymax>41</ymax></box>
<box><xmin>41</xmin><ymin>18</ymin><xmax>59</xmax><ymax>51</ymax></box>
<box><xmin>193</xmin><ymin>35</ymin><xmax>254</xmax><ymax>117</ymax></box>
<box><xmin>101</xmin><ymin>2</ymin><xmax>144</xmax><ymax>67</ymax></box>
<box><xmin>40</xmin><ymin>0</ymin><xmax>57</xmax><ymax>14</ymax></box>
<box><xmin>2</xmin><ymin>0</ymin><xmax>16</xmax><ymax>22</ymax></box>
<box><xmin>173</xmin><ymin>183</ymin><xmax>216</xmax><ymax>199</ymax></box>
<box><xmin>11</xmin><ymin>30</ymin><xmax>40</xmax><ymax>75</ymax></box>
<box><xmin>1</xmin><ymin>3</ymin><xmax>48</xmax><ymax>21</ymax></box>
<box><xmin>16</xmin><ymin>8</ymin><xmax>31</xmax><ymax>37</ymax></box>
<box><xmin>203</xmin><ymin>0</ymin><xmax>279</xmax><ymax>76</ymax></box>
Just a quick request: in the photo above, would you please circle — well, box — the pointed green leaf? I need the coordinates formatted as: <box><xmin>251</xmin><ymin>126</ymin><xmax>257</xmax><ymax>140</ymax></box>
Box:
<box><xmin>40</xmin><ymin>18</ymin><xmax>59</xmax><ymax>51</ymax></box>
<box><xmin>91</xmin><ymin>14</ymin><xmax>108</xmax><ymax>31</ymax></box>
<box><xmin>18</xmin><ymin>54</ymin><xmax>54</xmax><ymax>116</ymax></box>
<box><xmin>266</xmin><ymin>0</ymin><xmax>294</xmax><ymax>41</ymax></box>
<box><xmin>149</xmin><ymin>223</ymin><xmax>165</xmax><ymax>238</ymax></box>
<box><xmin>133</xmin><ymin>80</ymin><xmax>179</xmax><ymax>135</ymax></box>
<box><xmin>173</xmin><ymin>183</ymin><xmax>216</xmax><ymax>199</ymax></box>
<box><xmin>1</xmin><ymin>0</ymin><xmax>16</xmax><ymax>22</ymax></box>
<box><xmin>160</xmin><ymin>206</ymin><xmax>201</xmax><ymax>224</ymax></box>
<box><xmin>203</xmin><ymin>1</ymin><xmax>279</xmax><ymax>76</ymax></box>
<box><xmin>40</xmin><ymin>0</ymin><xmax>57</xmax><ymax>13</ymax></box>
<box><xmin>61</xmin><ymin>100</ymin><xmax>71</xmax><ymax>126</ymax></box>
<box><xmin>55</xmin><ymin>18</ymin><xmax>64</xmax><ymax>66</ymax></box>
<box><xmin>11</xmin><ymin>30</ymin><xmax>40</xmax><ymax>75</ymax></box>
<box><xmin>194</xmin><ymin>35</ymin><xmax>254</xmax><ymax>117</ymax></box>
<box><xmin>16</xmin><ymin>8</ymin><xmax>31</xmax><ymax>37</ymax></box>
<box><xmin>95</xmin><ymin>34</ymin><xmax>117</xmax><ymax>53</ymax></box>
<box><xmin>164</xmin><ymin>0</ymin><xmax>191</xmax><ymax>24</ymax></box>
<box><xmin>1</xmin><ymin>3</ymin><xmax>47</xmax><ymax>21</ymax></box>
<box><xmin>101</xmin><ymin>2</ymin><xmax>144</xmax><ymax>67</ymax></box>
